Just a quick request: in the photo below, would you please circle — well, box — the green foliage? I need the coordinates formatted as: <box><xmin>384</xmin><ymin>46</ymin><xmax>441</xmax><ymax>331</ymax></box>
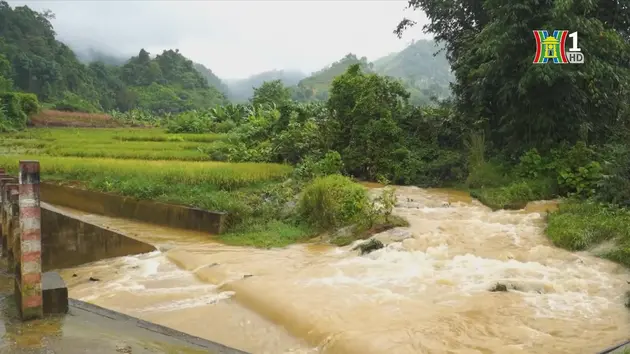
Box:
<box><xmin>193</xmin><ymin>62</ymin><xmax>229</xmax><ymax>94</ymax></box>
<box><xmin>551</xmin><ymin>142</ymin><xmax>603</xmax><ymax>197</ymax></box>
<box><xmin>397</xmin><ymin>0</ymin><xmax>630</xmax><ymax>155</ymax></box>
<box><xmin>52</xmin><ymin>91</ymin><xmax>100</xmax><ymax>113</ymax></box>
<box><xmin>0</xmin><ymin>53</ymin><xmax>13</xmax><ymax>91</ymax></box>
<box><xmin>298</xmin><ymin>175</ymin><xmax>372</xmax><ymax>231</ymax></box>
<box><xmin>557</xmin><ymin>161</ymin><xmax>603</xmax><ymax>198</ymax></box>
<box><xmin>227</xmin><ymin>70</ymin><xmax>305</xmax><ymax>103</ymax></box>
<box><xmin>251</xmin><ymin>80</ymin><xmax>292</xmax><ymax>107</ymax></box>
<box><xmin>295</xmin><ymin>54</ymin><xmax>374</xmax><ymax>102</ymax></box>
<box><xmin>110</xmin><ymin>109</ymin><xmax>162</xmax><ymax>127</ymax></box>
<box><xmin>516</xmin><ymin>149</ymin><xmax>546</xmax><ymax>179</ymax></box>
<box><xmin>377</xmin><ymin>186</ymin><xmax>397</xmax><ymax>222</ymax></box>
<box><xmin>596</xmin><ymin>144</ymin><xmax>630</xmax><ymax>207</ymax></box>
<box><xmin>0</xmin><ymin>3</ymin><xmax>227</xmax><ymax>114</ymax></box>
<box><xmin>0</xmin><ymin>92</ymin><xmax>40</xmax><ymax>131</ymax></box>
<box><xmin>471</xmin><ymin>178</ymin><xmax>556</xmax><ymax>210</ymax></box>
<box><xmin>292</xmin><ymin>151</ymin><xmax>344</xmax><ymax>180</ymax></box>
<box><xmin>466</xmin><ymin>161</ymin><xmax>509</xmax><ymax>189</ymax></box>
<box><xmin>547</xmin><ymin>201</ymin><xmax>630</xmax><ymax>267</ymax></box>
<box><xmin>166</xmin><ymin>110</ymin><xmax>213</xmax><ymax>133</ymax></box>
<box><xmin>327</xmin><ymin>64</ymin><xmax>409</xmax><ymax>180</ymax></box>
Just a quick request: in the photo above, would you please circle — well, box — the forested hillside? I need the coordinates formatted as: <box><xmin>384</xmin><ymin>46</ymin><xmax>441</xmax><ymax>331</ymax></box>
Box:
<box><xmin>0</xmin><ymin>1</ymin><xmax>226</xmax><ymax>115</ymax></box>
<box><xmin>74</xmin><ymin>47</ymin><xmax>128</xmax><ymax>66</ymax></box>
<box><xmin>373</xmin><ymin>40</ymin><xmax>452</xmax><ymax>105</ymax></box>
<box><xmin>289</xmin><ymin>44</ymin><xmax>452</xmax><ymax>104</ymax></box>
<box><xmin>226</xmin><ymin>69</ymin><xmax>306</xmax><ymax>102</ymax></box>
<box><xmin>193</xmin><ymin>62</ymin><xmax>229</xmax><ymax>95</ymax></box>
<box><xmin>292</xmin><ymin>54</ymin><xmax>373</xmax><ymax>102</ymax></box>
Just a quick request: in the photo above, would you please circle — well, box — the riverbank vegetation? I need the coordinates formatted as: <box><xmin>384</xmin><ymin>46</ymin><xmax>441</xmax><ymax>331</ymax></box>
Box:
<box><xmin>1</xmin><ymin>2</ymin><xmax>630</xmax><ymax>262</ymax></box>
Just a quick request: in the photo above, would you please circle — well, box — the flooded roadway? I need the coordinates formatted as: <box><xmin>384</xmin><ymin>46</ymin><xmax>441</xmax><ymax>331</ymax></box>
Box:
<box><xmin>54</xmin><ymin>187</ymin><xmax>630</xmax><ymax>353</ymax></box>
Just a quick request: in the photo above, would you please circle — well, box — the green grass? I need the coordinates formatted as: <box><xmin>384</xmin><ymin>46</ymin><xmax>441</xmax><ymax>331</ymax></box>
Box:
<box><xmin>470</xmin><ymin>178</ymin><xmax>557</xmax><ymax>210</ymax></box>
<box><xmin>0</xmin><ymin>127</ymin><xmax>406</xmax><ymax>248</ymax></box>
<box><xmin>218</xmin><ymin>220</ymin><xmax>315</xmax><ymax>248</ymax></box>
<box><xmin>1</xmin><ymin>128</ymin><xmax>228</xmax><ymax>161</ymax></box>
<box><xmin>546</xmin><ymin>200</ymin><xmax>630</xmax><ymax>267</ymax></box>
<box><xmin>0</xmin><ymin>131</ymin><xmax>300</xmax><ymax>247</ymax></box>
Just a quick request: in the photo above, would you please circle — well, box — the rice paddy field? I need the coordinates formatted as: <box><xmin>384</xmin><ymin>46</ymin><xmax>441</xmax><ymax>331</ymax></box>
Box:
<box><xmin>0</xmin><ymin>127</ymin><xmax>306</xmax><ymax>247</ymax></box>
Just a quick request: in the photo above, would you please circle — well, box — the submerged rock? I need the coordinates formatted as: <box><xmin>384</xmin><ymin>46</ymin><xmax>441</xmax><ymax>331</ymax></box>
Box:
<box><xmin>115</xmin><ymin>343</ymin><xmax>132</xmax><ymax>353</ymax></box>
<box><xmin>489</xmin><ymin>283</ymin><xmax>508</xmax><ymax>292</ymax></box>
<box><xmin>352</xmin><ymin>239</ymin><xmax>384</xmax><ymax>255</ymax></box>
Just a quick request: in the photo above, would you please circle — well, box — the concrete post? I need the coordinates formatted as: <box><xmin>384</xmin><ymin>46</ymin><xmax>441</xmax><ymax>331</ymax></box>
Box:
<box><xmin>0</xmin><ymin>177</ymin><xmax>16</xmax><ymax>257</ymax></box>
<box><xmin>6</xmin><ymin>184</ymin><xmax>18</xmax><ymax>271</ymax></box>
<box><xmin>2</xmin><ymin>184</ymin><xmax>18</xmax><ymax>257</ymax></box>
<box><xmin>17</xmin><ymin>160</ymin><xmax>43</xmax><ymax>320</ymax></box>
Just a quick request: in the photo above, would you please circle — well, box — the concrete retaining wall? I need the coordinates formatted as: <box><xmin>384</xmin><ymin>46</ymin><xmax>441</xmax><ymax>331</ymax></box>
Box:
<box><xmin>41</xmin><ymin>204</ymin><xmax>156</xmax><ymax>271</ymax></box>
<box><xmin>40</xmin><ymin>183</ymin><xmax>227</xmax><ymax>234</ymax></box>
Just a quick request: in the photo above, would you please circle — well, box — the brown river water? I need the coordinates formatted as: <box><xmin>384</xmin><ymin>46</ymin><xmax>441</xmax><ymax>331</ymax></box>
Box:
<box><xmin>54</xmin><ymin>186</ymin><xmax>630</xmax><ymax>354</ymax></box>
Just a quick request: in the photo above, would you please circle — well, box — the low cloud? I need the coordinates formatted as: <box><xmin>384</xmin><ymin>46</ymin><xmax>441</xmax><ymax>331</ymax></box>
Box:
<box><xmin>10</xmin><ymin>0</ymin><xmax>430</xmax><ymax>79</ymax></box>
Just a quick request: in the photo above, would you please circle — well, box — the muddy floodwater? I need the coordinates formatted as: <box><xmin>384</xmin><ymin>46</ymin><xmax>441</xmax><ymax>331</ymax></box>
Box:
<box><xmin>56</xmin><ymin>187</ymin><xmax>630</xmax><ymax>353</ymax></box>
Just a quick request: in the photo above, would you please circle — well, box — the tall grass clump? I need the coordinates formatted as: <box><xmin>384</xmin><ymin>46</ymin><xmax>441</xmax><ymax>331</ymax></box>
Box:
<box><xmin>298</xmin><ymin>175</ymin><xmax>372</xmax><ymax>231</ymax></box>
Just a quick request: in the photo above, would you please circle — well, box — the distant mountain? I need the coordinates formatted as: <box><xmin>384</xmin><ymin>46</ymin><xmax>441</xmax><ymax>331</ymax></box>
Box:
<box><xmin>226</xmin><ymin>70</ymin><xmax>307</xmax><ymax>102</ymax></box>
<box><xmin>373</xmin><ymin>40</ymin><xmax>453</xmax><ymax>105</ymax></box>
<box><xmin>293</xmin><ymin>53</ymin><xmax>373</xmax><ymax>101</ymax></box>
<box><xmin>193</xmin><ymin>62</ymin><xmax>229</xmax><ymax>94</ymax></box>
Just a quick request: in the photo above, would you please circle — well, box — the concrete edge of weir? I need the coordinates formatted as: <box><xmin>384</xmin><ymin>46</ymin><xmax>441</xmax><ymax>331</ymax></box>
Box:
<box><xmin>68</xmin><ymin>298</ymin><xmax>251</xmax><ymax>354</ymax></box>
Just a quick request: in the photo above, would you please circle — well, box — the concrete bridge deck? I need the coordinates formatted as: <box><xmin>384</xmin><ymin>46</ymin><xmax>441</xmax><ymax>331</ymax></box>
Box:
<box><xmin>0</xmin><ymin>268</ymin><xmax>248</xmax><ymax>354</ymax></box>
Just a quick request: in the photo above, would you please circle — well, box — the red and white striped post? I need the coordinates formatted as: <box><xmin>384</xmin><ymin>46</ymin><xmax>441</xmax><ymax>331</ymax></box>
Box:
<box><xmin>0</xmin><ymin>177</ymin><xmax>16</xmax><ymax>256</ymax></box>
<box><xmin>5</xmin><ymin>183</ymin><xmax>18</xmax><ymax>265</ymax></box>
<box><xmin>17</xmin><ymin>160</ymin><xmax>43</xmax><ymax>320</ymax></box>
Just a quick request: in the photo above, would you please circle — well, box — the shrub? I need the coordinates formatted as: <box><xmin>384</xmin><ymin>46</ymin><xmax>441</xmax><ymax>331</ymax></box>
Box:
<box><xmin>52</xmin><ymin>92</ymin><xmax>100</xmax><ymax>113</ymax></box>
<box><xmin>516</xmin><ymin>148</ymin><xmax>548</xmax><ymax>179</ymax></box>
<box><xmin>466</xmin><ymin>160</ymin><xmax>509</xmax><ymax>189</ymax></box>
<box><xmin>292</xmin><ymin>151</ymin><xmax>344</xmax><ymax>180</ymax></box>
<box><xmin>378</xmin><ymin>186</ymin><xmax>397</xmax><ymax>222</ymax></box>
<box><xmin>596</xmin><ymin>144</ymin><xmax>630</xmax><ymax>207</ymax></box>
<box><xmin>551</xmin><ymin>142</ymin><xmax>603</xmax><ymax>197</ymax></box>
<box><xmin>298</xmin><ymin>174</ymin><xmax>372</xmax><ymax>230</ymax></box>
<box><xmin>0</xmin><ymin>92</ymin><xmax>40</xmax><ymax>130</ymax></box>
<box><xmin>166</xmin><ymin>110</ymin><xmax>213</xmax><ymax>133</ymax></box>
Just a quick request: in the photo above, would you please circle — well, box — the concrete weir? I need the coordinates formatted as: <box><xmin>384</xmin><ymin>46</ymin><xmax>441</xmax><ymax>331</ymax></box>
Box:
<box><xmin>40</xmin><ymin>202</ymin><xmax>156</xmax><ymax>270</ymax></box>
<box><xmin>0</xmin><ymin>162</ymin><xmax>247</xmax><ymax>354</ymax></box>
<box><xmin>40</xmin><ymin>182</ymin><xmax>227</xmax><ymax>234</ymax></box>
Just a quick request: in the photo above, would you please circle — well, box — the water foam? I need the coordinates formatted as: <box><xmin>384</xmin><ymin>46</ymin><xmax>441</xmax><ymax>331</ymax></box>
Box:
<box><xmin>136</xmin><ymin>291</ymin><xmax>236</xmax><ymax>313</ymax></box>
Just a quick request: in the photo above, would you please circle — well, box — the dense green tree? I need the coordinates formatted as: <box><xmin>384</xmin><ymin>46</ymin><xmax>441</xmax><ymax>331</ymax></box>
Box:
<box><xmin>296</xmin><ymin>54</ymin><xmax>373</xmax><ymax>102</ymax></box>
<box><xmin>251</xmin><ymin>80</ymin><xmax>292</xmax><ymax>107</ymax></box>
<box><xmin>226</xmin><ymin>69</ymin><xmax>305</xmax><ymax>102</ymax></box>
<box><xmin>396</xmin><ymin>0</ymin><xmax>630</xmax><ymax>154</ymax></box>
<box><xmin>327</xmin><ymin>64</ymin><xmax>409</xmax><ymax>179</ymax></box>
<box><xmin>0</xmin><ymin>53</ymin><xmax>13</xmax><ymax>91</ymax></box>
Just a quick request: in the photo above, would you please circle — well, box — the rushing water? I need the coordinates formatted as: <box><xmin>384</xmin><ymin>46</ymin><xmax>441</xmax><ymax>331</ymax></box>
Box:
<box><xmin>56</xmin><ymin>187</ymin><xmax>630</xmax><ymax>353</ymax></box>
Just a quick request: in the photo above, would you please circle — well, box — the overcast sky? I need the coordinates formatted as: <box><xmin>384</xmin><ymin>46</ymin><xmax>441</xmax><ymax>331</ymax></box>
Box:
<box><xmin>10</xmin><ymin>1</ymin><xmax>430</xmax><ymax>79</ymax></box>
